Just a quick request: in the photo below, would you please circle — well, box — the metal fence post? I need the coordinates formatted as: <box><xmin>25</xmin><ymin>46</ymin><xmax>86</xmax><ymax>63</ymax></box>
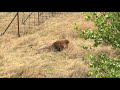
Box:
<box><xmin>17</xmin><ymin>12</ymin><xmax>20</xmax><ymax>37</ymax></box>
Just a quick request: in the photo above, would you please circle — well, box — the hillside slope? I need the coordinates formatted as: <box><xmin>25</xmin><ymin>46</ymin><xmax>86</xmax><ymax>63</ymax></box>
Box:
<box><xmin>0</xmin><ymin>12</ymin><xmax>98</xmax><ymax>78</ymax></box>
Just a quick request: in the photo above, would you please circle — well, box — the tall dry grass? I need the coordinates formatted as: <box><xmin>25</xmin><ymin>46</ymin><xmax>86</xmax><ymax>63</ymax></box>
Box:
<box><xmin>0</xmin><ymin>12</ymin><xmax>118</xmax><ymax>78</ymax></box>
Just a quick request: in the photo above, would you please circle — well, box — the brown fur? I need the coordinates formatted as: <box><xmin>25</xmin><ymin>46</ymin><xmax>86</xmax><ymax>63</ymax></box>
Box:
<box><xmin>52</xmin><ymin>39</ymin><xmax>69</xmax><ymax>51</ymax></box>
<box><xmin>37</xmin><ymin>40</ymin><xmax>69</xmax><ymax>53</ymax></box>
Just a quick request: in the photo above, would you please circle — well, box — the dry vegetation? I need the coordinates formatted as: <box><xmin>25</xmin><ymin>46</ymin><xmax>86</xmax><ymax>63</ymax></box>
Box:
<box><xmin>0</xmin><ymin>12</ymin><xmax>119</xmax><ymax>78</ymax></box>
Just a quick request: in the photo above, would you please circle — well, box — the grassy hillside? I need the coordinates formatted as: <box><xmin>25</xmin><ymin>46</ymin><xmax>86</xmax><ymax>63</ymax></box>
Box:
<box><xmin>0</xmin><ymin>12</ymin><xmax>118</xmax><ymax>78</ymax></box>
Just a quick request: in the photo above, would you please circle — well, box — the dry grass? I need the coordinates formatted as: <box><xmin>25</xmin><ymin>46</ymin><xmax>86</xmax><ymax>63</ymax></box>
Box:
<box><xmin>0</xmin><ymin>12</ymin><xmax>118</xmax><ymax>78</ymax></box>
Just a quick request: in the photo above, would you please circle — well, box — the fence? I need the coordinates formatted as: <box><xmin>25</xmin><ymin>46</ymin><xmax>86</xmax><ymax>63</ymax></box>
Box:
<box><xmin>0</xmin><ymin>12</ymin><xmax>63</xmax><ymax>37</ymax></box>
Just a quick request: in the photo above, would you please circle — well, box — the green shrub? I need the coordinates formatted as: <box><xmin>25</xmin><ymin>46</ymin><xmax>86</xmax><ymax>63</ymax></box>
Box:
<box><xmin>77</xmin><ymin>12</ymin><xmax>120</xmax><ymax>78</ymax></box>
<box><xmin>83</xmin><ymin>12</ymin><xmax>120</xmax><ymax>48</ymax></box>
<box><xmin>88</xmin><ymin>54</ymin><xmax>120</xmax><ymax>78</ymax></box>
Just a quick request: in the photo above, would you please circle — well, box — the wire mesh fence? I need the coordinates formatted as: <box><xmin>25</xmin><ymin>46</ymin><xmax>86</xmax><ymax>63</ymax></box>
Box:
<box><xmin>0</xmin><ymin>12</ymin><xmax>65</xmax><ymax>37</ymax></box>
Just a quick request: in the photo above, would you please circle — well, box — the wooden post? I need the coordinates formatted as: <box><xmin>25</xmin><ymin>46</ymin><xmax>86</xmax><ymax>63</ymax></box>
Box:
<box><xmin>17</xmin><ymin>12</ymin><xmax>20</xmax><ymax>37</ymax></box>
<box><xmin>34</xmin><ymin>12</ymin><xmax>35</xmax><ymax>26</ymax></box>
<box><xmin>38</xmin><ymin>12</ymin><xmax>40</xmax><ymax>25</ymax></box>
<box><xmin>51</xmin><ymin>12</ymin><xmax>54</xmax><ymax>16</ymax></box>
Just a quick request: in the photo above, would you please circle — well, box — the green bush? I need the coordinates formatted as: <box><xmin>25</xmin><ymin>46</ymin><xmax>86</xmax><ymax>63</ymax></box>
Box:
<box><xmin>83</xmin><ymin>12</ymin><xmax>120</xmax><ymax>48</ymax></box>
<box><xmin>77</xmin><ymin>12</ymin><xmax>120</xmax><ymax>78</ymax></box>
<box><xmin>88</xmin><ymin>54</ymin><xmax>120</xmax><ymax>78</ymax></box>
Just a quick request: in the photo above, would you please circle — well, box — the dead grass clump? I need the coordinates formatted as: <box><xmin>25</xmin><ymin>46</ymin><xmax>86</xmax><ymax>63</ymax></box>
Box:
<box><xmin>0</xmin><ymin>66</ymin><xmax>46</xmax><ymax>78</ymax></box>
<box><xmin>87</xmin><ymin>45</ymin><xmax>117</xmax><ymax>58</ymax></box>
<box><xmin>0</xmin><ymin>12</ymin><xmax>97</xmax><ymax>78</ymax></box>
<box><xmin>66</xmin><ymin>60</ymin><xmax>89</xmax><ymax>78</ymax></box>
<box><xmin>57</xmin><ymin>29</ymin><xmax>79</xmax><ymax>40</ymax></box>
